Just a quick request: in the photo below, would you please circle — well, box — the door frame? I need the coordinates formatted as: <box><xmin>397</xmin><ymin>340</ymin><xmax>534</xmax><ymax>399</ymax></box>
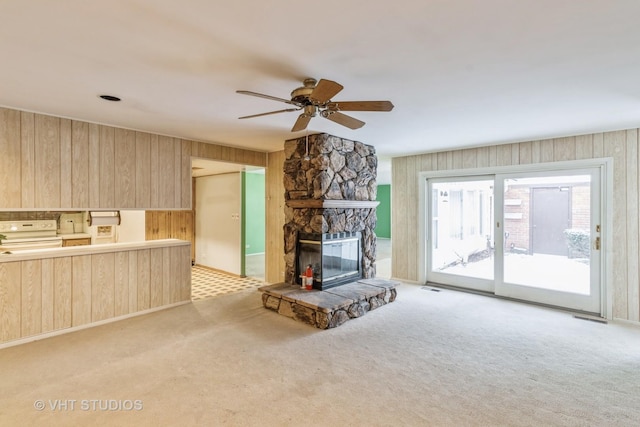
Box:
<box><xmin>418</xmin><ymin>158</ymin><xmax>613</xmax><ymax>318</ymax></box>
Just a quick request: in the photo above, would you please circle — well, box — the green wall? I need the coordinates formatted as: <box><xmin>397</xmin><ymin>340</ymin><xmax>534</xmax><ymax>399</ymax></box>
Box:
<box><xmin>243</xmin><ymin>171</ymin><xmax>266</xmax><ymax>255</ymax></box>
<box><xmin>375</xmin><ymin>184</ymin><xmax>391</xmax><ymax>238</ymax></box>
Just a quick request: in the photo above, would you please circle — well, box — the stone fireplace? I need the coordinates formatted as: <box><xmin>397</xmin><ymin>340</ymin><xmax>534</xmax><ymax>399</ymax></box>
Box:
<box><xmin>258</xmin><ymin>133</ymin><xmax>398</xmax><ymax>329</ymax></box>
<box><xmin>283</xmin><ymin>133</ymin><xmax>379</xmax><ymax>287</ymax></box>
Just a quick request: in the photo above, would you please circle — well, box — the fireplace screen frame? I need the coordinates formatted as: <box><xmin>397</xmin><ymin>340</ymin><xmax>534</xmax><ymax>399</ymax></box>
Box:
<box><xmin>296</xmin><ymin>231</ymin><xmax>362</xmax><ymax>290</ymax></box>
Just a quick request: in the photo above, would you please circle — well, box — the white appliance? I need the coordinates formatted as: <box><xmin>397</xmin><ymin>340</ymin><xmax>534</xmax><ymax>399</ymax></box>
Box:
<box><xmin>0</xmin><ymin>220</ymin><xmax>63</xmax><ymax>252</ymax></box>
<box><xmin>88</xmin><ymin>211</ymin><xmax>120</xmax><ymax>245</ymax></box>
<box><xmin>89</xmin><ymin>224</ymin><xmax>118</xmax><ymax>245</ymax></box>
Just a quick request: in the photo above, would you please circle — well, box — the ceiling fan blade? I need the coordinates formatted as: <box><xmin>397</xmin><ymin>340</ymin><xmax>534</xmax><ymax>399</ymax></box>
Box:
<box><xmin>291</xmin><ymin>114</ymin><xmax>312</xmax><ymax>132</ymax></box>
<box><xmin>327</xmin><ymin>100</ymin><xmax>394</xmax><ymax>112</ymax></box>
<box><xmin>239</xmin><ymin>108</ymin><xmax>300</xmax><ymax>119</ymax></box>
<box><xmin>310</xmin><ymin>79</ymin><xmax>343</xmax><ymax>103</ymax></box>
<box><xmin>236</xmin><ymin>90</ymin><xmax>301</xmax><ymax>106</ymax></box>
<box><xmin>323</xmin><ymin>111</ymin><xmax>365</xmax><ymax>130</ymax></box>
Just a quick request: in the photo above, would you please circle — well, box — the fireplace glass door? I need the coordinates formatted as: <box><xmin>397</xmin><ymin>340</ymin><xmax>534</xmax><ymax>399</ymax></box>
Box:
<box><xmin>297</xmin><ymin>232</ymin><xmax>362</xmax><ymax>290</ymax></box>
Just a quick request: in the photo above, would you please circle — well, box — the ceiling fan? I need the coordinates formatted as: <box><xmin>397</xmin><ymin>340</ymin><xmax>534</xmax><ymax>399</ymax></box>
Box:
<box><xmin>236</xmin><ymin>78</ymin><xmax>394</xmax><ymax>132</ymax></box>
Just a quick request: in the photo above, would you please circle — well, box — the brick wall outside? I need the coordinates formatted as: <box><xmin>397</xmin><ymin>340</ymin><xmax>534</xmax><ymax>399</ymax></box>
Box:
<box><xmin>503</xmin><ymin>183</ymin><xmax>590</xmax><ymax>254</ymax></box>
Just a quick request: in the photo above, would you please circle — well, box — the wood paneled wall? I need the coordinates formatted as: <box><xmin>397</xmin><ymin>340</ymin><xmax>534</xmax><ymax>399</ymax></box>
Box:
<box><xmin>0</xmin><ymin>107</ymin><xmax>267</xmax><ymax>210</ymax></box>
<box><xmin>265</xmin><ymin>150</ymin><xmax>286</xmax><ymax>284</ymax></box>
<box><xmin>392</xmin><ymin>131</ymin><xmax>640</xmax><ymax>322</ymax></box>
<box><xmin>0</xmin><ymin>243</ymin><xmax>191</xmax><ymax>344</ymax></box>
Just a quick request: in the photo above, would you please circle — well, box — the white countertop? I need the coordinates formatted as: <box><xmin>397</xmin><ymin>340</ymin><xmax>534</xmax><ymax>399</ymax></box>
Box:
<box><xmin>0</xmin><ymin>239</ymin><xmax>189</xmax><ymax>262</ymax></box>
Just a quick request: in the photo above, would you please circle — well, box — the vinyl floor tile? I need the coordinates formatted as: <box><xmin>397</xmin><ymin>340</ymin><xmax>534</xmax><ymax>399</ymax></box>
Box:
<box><xmin>191</xmin><ymin>266</ymin><xmax>265</xmax><ymax>300</ymax></box>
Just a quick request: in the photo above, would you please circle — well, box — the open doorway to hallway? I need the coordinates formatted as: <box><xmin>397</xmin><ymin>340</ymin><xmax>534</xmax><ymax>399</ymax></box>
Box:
<box><xmin>191</xmin><ymin>159</ymin><xmax>266</xmax><ymax>300</ymax></box>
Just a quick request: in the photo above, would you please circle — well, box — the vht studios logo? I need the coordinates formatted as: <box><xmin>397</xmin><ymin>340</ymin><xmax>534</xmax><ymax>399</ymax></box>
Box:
<box><xmin>34</xmin><ymin>399</ymin><xmax>143</xmax><ymax>411</ymax></box>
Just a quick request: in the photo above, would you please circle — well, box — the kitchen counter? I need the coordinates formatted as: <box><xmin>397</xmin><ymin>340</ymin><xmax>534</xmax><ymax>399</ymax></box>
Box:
<box><xmin>0</xmin><ymin>238</ymin><xmax>192</xmax><ymax>347</ymax></box>
<box><xmin>0</xmin><ymin>239</ymin><xmax>189</xmax><ymax>262</ymax></box>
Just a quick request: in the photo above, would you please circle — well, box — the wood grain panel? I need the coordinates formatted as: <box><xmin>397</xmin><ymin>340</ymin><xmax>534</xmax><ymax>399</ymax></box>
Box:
<box><xmin>405</xmin><ymin>156</ymin><xmax>419</xmax><ymax>281</ymax></box>
<box><xmin>169</xmin><ymin>247</ymin><xmax>180</xmax><ymax>303</ymax></box>
<box><xmin>531</xmin><ymin>141</ymin><xmax>542</xmax><ymax>163</ymax></box>
<box><xmin>88</xmin><ymin>123</ymin><xmax>100</xmax><ymax>208</ymax></box>
<box><xmin>434</xmin><ymin>152</ymin><xmax>446</xmax><ymax>171</ymax></box>
<box><xmin>91</xmin><ymin>253</ymin><xmax>115</xmax><ymax>322</ymax></box>
<box><xmin>149</xmin><ymin>248</ymin><xmax>164</xmax><ymax>308</ymax></box>
<box><xmin>452</xmin><ymin>150</ymin><xmax>463</xmax><ymax>169</ymax></box>
<box><xmin>150</xmin><ymin>134</ymin><xmax>159</xmax><ymax>208</ymax></box>
<box><xmin>496</xmin><ymin>144</ymin><xmax>512</xmax><ymax>166</ymax></box>
<box><xmin>71</xmin><ymin>121</ymin><xmax>90</xmax><ymax>208</ymax></box>
<box><xmin>115</xmin><ymin>128</ymin><xmax>136</xmax><ymax>208</ymax></box>
<box><xmin>99</xmin><ymin>125</ymin><xmax>115</xmax><ymax>208</ymax></box>
<box><xmin>540</xmin><ymin>140</ymin><xmax>555</xmax><ymax>163</ymax></box>
<box><xmin>162</xmin><ymin>247</ymin><xmax>171</xmax><ymax>305</ymax></box>
<box><xmin>0</xmin><ymin>262</ymin><xmax>21</xmax><ymax>341</ymax></box>
<box><xmin>41</xmin><ymin>258</ymin><xmax>54</xmax><ymax>333</ymax></box>
<box><xmin>137</xmin><ymin>249</ymin><xmax>151</xmax><ymax>310</ymax></box>
<box><xmin>575</xmin><ymin>134</ymin><xmax>593</xmax><ymax>160</ymax></box>
<box><xmin>20</xmin><ymin>111</ymin><xmax>35</xmax><ymax>207</ymax></box>
<box><xmin>462</xmin><ymin>149</ymin><xmax>477</xmax><ymax>169</ymax></box>
<box><xmin>0</xmin><ymin>108</ymin><xmax>21</xmax><ymax>208</ymax></box>
<box><xmin>511</xmin><ymin>144</ymin><xmax>520</xmax><ymax>165</ymax></box>
<box><xmin>554</xmin><ymin>137</ymin><xmax>576</xmax><ymax>161</ymax></box>
<box><xmin>604</xmin><ymin>131</ymin><xmax>628</xmax><ymax>319</ymax></box>
<box><xmin>157</xmin><ymin>136</ymin><xmax>176</xmax><ymax>208</ymax></box>
<box><xmin>625</xmin><ymin>130</ymin><xmax>640</xmax><ymax>322</ymax></box>
<box><xmin>54</xmin><ymin>257</ymin><xmax>72</xmax><ymax>330</ymax></box>
<box><xmin>392</xmin><ymin>156</ymin><xmax>408</xmax><ymax>278</ymax></box>
<box><xmin>488</xmin><ymin>146</ymin><xmax>498</xmax><ymax>167</ymax></box>
<box><xmin>128</xmin><ymin>251</ymin><xmax>138</xmax><ymax>313</ymax></box>
<box><xmin>72</xmin><ymin>255</ymin><xmax>92</xmax><ymax>326</ymax></box>
<box><xmin>419</xmin><ymin>153</ymin><xmax>436</xmax><ymax>172</ymax></box>
<box><xmin>519</xmin><ymin>141</ymin><xmax>533</xmax><ymax>164</ymax></box>
<box><xmin>59</xmin><ymin>118</ymin><xmax>72</xmax><ymax>208</ymax></box>
<box><xmin>135</xmin><ymin>132</ymin><xmax>151</xmax><ymax>207</ymax></box>
<box><xmin>179</xmin><ymin>245</ymin><xmax>191</xmax><ymax>301</ymax></box>
<box><xmin>181</xmin><ymin>139</ymin><xmax>192</xmax><ymax>209</ymax></box>
<box><xmin>35</xmin><ymin>114</ymin><xmax>61</xmax><ymax>207</ymax></box>
<box><xmin>21</xmin><ymin>260</ymin><xmax>42</xmax><ymax>337</ymax></box>
<box><xmin>593</xmin><ymin>133</ymin><xmax>604</xmax><ymax>158</ymax></box>
<box><xmin>474</xmin><ymin>147</ymin><xmax>489</xmax><ymax>168</ymax></box>
<box><xmin>174</xmin><ymin>139</ymin><xmax>182</xmax><ymax>208</ymax></box>
<box><xmin>265</xmin><ymin>151</ymin><xmax>286</xmax><ymax>284</ymax></box>
<box><xmin>114</xmin><ymin>251</ymin><xmax>130</xmax><ymax>317</ymax></box>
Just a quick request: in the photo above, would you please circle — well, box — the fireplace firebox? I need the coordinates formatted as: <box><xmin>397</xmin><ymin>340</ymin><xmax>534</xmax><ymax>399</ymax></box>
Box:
<box><xmin>296</xmin><ymin>232</ymin><xmax>362</xmax><ymax>290</ymax></box>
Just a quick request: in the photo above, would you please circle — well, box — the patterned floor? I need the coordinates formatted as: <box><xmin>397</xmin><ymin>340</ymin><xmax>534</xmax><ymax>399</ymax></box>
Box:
<box><xmin>191</xmin><ymin>266</ymin><xmax>265</xmax><ymax>301</ymax></box>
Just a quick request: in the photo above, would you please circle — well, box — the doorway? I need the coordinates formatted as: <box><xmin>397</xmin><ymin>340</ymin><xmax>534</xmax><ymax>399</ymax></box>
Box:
<box><xmin>426</xmin><ymin>165</ymin><xmax>604</xmax><ymax>315</ymax></box>
<box><xmin>191</xmin><ymin>158</ymin><xmax>266</xmax><ymax>282</ymax></box>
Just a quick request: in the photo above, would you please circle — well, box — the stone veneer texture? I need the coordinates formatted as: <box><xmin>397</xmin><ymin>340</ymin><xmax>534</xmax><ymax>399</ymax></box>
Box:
<box><xmin>283</xmin><ymin>133</ymin><xmax>378</xmax><ymax>284</ymax></box>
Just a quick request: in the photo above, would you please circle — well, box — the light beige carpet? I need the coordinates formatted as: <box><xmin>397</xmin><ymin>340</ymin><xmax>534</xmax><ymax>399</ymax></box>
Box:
<box><xmin>0</xmin><ymin>283</ymin><xmax>639</xmax><ymax>426</ymax></box>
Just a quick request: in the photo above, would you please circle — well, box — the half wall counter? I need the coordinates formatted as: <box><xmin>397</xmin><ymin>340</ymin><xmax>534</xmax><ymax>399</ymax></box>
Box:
<box><xmin>0</xmin><ymin>239</ymin><xmax>191</xmax><ymax>347</ymax></box>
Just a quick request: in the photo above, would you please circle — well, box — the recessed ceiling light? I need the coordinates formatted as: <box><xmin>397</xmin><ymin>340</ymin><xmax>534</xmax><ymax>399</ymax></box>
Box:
<box><xmin>99</xmin><ymin>95</ymin><xmax>121</xmax><ymax>102</ymax></box>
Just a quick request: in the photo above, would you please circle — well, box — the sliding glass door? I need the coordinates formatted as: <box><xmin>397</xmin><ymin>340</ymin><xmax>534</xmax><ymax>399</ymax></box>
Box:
<box><xmin>494</xmin><ymin>170</ymin><xmax>601</xmax><ymax>313</ymax></box>
<box><xmin>426</xmin><ymin>167</ymin><xmax>603</xmax><ymax>314</ymax></box>
<box><xmin>427</xmin><ymin>176</ymin><xmax>495</xmax><ymax>292</ymax></box>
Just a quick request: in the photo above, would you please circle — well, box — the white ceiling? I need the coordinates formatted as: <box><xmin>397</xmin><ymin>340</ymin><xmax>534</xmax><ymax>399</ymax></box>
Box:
<box><xmin>2</xmin><ymin>1</ymin><xmax>640</xmax><ymax>182</ymax></box>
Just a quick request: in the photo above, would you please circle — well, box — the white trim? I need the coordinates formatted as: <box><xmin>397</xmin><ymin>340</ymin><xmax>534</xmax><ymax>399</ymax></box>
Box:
<box><xmin>0</xmin><ymin>301</ymin><xmax>191</xmax><ymax>350</ymax></box>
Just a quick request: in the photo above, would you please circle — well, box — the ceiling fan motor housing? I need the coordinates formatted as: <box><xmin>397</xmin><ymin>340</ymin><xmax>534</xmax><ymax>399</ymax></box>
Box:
<box><xmin>291</xmin><ymin>78</ymin><xmax>318</xmax><ymax>104</ymax></box>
